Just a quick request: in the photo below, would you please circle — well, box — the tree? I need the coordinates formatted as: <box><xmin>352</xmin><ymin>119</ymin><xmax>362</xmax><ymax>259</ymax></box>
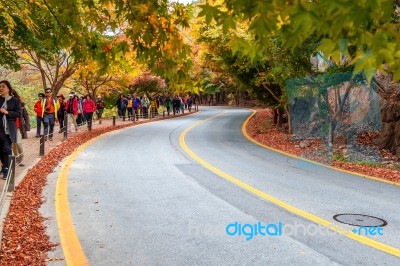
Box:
<box><xmin>1</xmin><ymin>1</ymin><xmax>195</xmax><ymax>93</ymax></box>
<box><xmin>21</xmin><ymin>50</ymin><xmax>78</xmax><ymax>96</ymax></box>
<box><xmin>199</xmin><ymin>0</ymin><xmax>400</xmax><ymax>81</ymax></box>
<box><xmin>129</xmin><ymin>73</ymin><xmax>167</xmax><ymax>96</ymax></box>
<box><xmin>192</xmin><ymin>10</ymin><xmax>317</xmax><ymax>130</ymax></box>
<box><xmin>73</xmin><ymin>53</ymin><xmax>144</xmax><ymax>99</ymax></box>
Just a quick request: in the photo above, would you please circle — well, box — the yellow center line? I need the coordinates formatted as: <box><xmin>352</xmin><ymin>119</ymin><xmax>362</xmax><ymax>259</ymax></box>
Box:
<box><xmin>179</xmin><ymin>110</ymin><xmax>400</xmax><ymax>257</ymax></box>
<box><xmin>55</xmin><ymin>112</ymin><xmax>200</xmax><ymax>265</ymax></box>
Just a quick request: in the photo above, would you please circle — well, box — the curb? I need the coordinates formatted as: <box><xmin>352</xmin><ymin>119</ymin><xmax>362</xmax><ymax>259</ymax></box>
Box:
<box><xmin>242</xmin><ymin>109</ymin><xmax>400</xmax><ymax>187</ymax></box>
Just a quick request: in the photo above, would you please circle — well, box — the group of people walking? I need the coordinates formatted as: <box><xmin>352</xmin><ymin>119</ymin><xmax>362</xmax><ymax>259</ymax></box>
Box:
<box><xmin>116</xmin><ymin>94</ymin><xmax>194</xmax><ymax>120</ymax></box>
<box><xmin>34</xmin><ymin>91</ymin><xmax>105</xmax><ymax>140</ymax></box>
<box><xmin>0</xmin><ymin>82</ymin><xmax>196</xmax><ymax>181</ymax></box>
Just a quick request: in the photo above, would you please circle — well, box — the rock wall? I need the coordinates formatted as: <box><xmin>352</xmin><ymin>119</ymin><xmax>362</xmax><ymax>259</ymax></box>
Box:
<box><xmin>373</xmin><ymin>73</ymin><xmax>400</xmax><ymax>156</ymax></box>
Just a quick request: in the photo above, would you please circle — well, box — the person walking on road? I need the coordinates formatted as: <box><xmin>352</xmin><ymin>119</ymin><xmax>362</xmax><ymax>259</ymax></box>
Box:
<box><xmin>116</xmin><ymin>94</ymin><xmax>124</xmax><ymax>119</ymax></box>
<box><xmin>165</xmin><ymin>96</ymin><xmax>172</xmax><ymax>115</ymax></box>
<box><xmin>83</xmin><ymin>94</ymin><xmax>96</xmax><ymax>128</ymax></box>
<box><xmin>76</xmin><ymin>95</ymin><xmax>84</xmax><ymax>125</ymax></box>
<box><xmin>172</xmin><ymin>95</ymin><xmax>181</xmax><ymax>115</ymax></box>
<box><xmin>41</xmin><ymin>88</ymin><xmax>59</xmax><ymax>141</ymax></box>
<box><xmin>133</xmin><ymin>94</ymin><xmax>141</xmax><ymax>120</ymax></box>
<box><xmin>187</xmin><ymin>96</ymin><xmax>193</xmax><ymax>112</ymax></box>
<box><xmin>34</xmin><ymin>93</ymin><xmax>44</xmax><ymax>137</ymax></box>
<box><xmin>13</xmin><ymin>100</ymin><xmax>30</xmax><ymax>166</ymax></box>
<box><xmin>95</xmin><ymin>96</ymin><xmax>105</xmax><ymax>124</ymax></box>
<box><xmin>65</xmin><ymin>92</ymin><xmax>79</xmax><ymax>132</ymax></box>
<box><xmin>0</xmin><ymin>80</ymin><xmax>22</xmax><ymax>179</ymax></box>
<box><xmin>57</xmin><ymin>94</ymin><xmax>66</xmax><ymax>133</ymax></box>
<box><xmin>126</xmin><ymin>94</ymin><xmax>134</xmax><ymax>121</ymax></box>
<box><xmin>141</xmin><ymin>95</ymin><xmax>150</xmax><ymax>118</ymax></box>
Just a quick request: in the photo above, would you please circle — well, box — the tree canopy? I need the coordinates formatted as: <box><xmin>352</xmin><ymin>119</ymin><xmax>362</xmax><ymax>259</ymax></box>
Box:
<box><xmin>199</xmin><ymin>0</ymin><xmax>400</xmax><ymax>81</ymax></box>
<box><xmin>2</xmin><ymin>0</ymin><xmax>400</xmax><ymax>101</ymax></box>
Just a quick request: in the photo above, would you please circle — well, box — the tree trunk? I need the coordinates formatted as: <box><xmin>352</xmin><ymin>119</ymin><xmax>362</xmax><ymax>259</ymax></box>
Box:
<box><xmin>284</xmin><ymin>106</ymin><xmax>292</xmax><ymax>134</ymax></box>
<box><xmin>277</xmin><ymin>109</ymin><xmax>283</xmax><ymax>128</ymax></box>
<box><xmin>40</xmin><ymin>69</ymin><xmax>47</xmax><ymax>91</ymax></box>
<box><xmin>328</xmin><ymin>119</ymin><xmax>334</xmax><ymax>160</ymax></box>
<box><xmin>272</xmin><ymin>108</ymin><xmax>278</xmax><ymax>125</ymax></box>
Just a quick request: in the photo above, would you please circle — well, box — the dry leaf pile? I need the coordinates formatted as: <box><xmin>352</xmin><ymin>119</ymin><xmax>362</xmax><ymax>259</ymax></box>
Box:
<box><xmin>247</xmin><ymin>109</ymin><xmax>400</xmax><ymax>182</ymax></box>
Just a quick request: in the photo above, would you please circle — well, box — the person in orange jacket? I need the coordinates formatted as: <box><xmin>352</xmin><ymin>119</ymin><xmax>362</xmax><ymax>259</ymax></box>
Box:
<box><xmin>41</xmin><ymin>88</ymin><xmax>60</xmax><ymax>141</ymax></box>
<box><xmin>34</xmin><ymin>93</ymin><xmax>45</xmax><ymax>138</ymax></box>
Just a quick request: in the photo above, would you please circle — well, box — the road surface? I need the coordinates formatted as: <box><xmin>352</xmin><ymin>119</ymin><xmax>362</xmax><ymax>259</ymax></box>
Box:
<box><xmin>42</xmin><ymin>107</ymin><xmax>400</xmax><ymax>265</ymax></box>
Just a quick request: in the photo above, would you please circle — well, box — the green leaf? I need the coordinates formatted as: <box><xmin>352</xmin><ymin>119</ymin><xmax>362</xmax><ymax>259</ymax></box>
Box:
<box><xmin>338</xmin><ymin>39</ymin><xmax>348</xmax><ymax>54</ymax></box>
<box><xmin>393</xmin><ymin>68</ymin><xmax>400</xmax><ymax>82</ymax></box>
<box><xmin>222</xmin><ymin>16</ymin><xmax>236</xmax><ymax>34</ymax></box>
<box><xmin>318</xmin><ymin>38</ymin><xmax>336</xmax><ymax>56</ymax></box>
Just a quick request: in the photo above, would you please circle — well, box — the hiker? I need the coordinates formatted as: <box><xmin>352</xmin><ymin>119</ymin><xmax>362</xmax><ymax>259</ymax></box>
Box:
<box><xmin>83</xmin><ymin>94</ymin><xmax>96</xmax><ymax>128</ymax></box>
<box><xmin>141</xmin><ymin>95</ymin><xmax>150</xmax><ymax>118</ymax></box>
<box><xmin>0</xmin><ymin>80</ymin><xmax>22</xmax><ymax>179</ymax></box>
<box><xmin>127</xmin><ymin>94</ymin><xmax>134</xmax><ymax>120</ymax></box>
<box><xmin>14</xmin><ymin>100</ymin><xmax>30</xmax><ymax>166</ymax></box>
<box><xmin>165</xmin><ymin>96</ymin><xmax>172</xmax><ymax>115</ymax></box>
<box><xmin>34</xmin><ymin>93</ymin><xmax>45</xmax><ymax>137</ymax></box>
<box><xmin>133</xmin><ymin>94</ymin><xmax>141</xmax><ymax>120</ymax></box>
<box><xmin>187</xmin><ymin>96</ymin><xmax>193</xmax><ymax>112</ymax></box>
<box><xmin>95</xmin><ymin>95</ymin><xmax>105</xmax><ymax>124</ymax></box>
<box><xmin>41</xmin><ymin>88</ymin><xmax>60</xmax><ymax>141</ymax></box>
<box><xmin>57</xmin><ymin>94</ymin><xmax>66</xmax><ymax>133</ymax></box>
<box><xmin>65</xmin><ymin>92</ymin><xmax>79</xmax><ymax>132</ymax></box>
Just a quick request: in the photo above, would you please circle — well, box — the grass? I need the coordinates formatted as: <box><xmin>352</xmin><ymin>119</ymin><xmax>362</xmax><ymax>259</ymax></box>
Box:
<box><xmin>333</xmin><ymin>152</ymin><xmax>347</xmax><ymax>162</ymax></box>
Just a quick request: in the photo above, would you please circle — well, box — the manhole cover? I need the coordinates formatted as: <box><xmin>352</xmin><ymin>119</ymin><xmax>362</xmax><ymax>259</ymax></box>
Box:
<box><xmin>333</xmin><ymin>214</ymin><xmax>387</xmax><ymax>227</ymax></box>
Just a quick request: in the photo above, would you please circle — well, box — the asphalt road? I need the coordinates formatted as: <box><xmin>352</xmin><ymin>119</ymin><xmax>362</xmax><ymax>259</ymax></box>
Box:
<box><xmin>43</xmin><ymin>107</ymin><xmax>400</xmax><ymax>265</ymax></box>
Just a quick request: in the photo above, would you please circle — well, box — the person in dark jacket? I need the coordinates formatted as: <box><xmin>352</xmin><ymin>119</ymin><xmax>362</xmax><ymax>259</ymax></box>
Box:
<box><xmin>95</xmin><ymin>96</ymin><xmax>105</xmax><ymax>124</ymax></box>
<box><xmin>12</xmin><ymin>101</ymin><xmax>30</xmax><ymax>166</ymax></box>
<box><xmin>0</xmin><ymin>80</ymin><xmax>22</xmax><ymax>179</ymax></box>
<box><xmin>57</xmin><ymin>94</ymin><xmax>66</xmax><ymax>133</ymax></box>
<box><xmin>165</xmin><ymin>96</ymin><xmax>172</xmax><ymax>115</ymax></box>
<box><xmin>116</xmin><ymin>94</ymin><xmax>124</xmax><ymax>119</ymax></box>
<box><xmin>187</xmin><ymin>96</ymin><xmax>193</xmax><ymax>112</ymax></box>
<box><xmin>133</xmin><ymin>94</ymin><xmax>141</xmax><ymax>120</ymax></box>
<box><xmin>172</xmin><ymin>95</ymin><xmax>181</xmax><ymax>115</ymax></box>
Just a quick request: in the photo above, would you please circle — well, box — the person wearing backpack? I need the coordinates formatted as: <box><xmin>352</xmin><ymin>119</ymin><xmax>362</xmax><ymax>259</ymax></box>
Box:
<box><xmin>65</xmin><ymin>92</ymin><xmax>79</xmax><ymax>132</ymax></box>
<box><xmin>34</xmin><ymin>93</ymin><xmax>45</xmax><ymax>137</ymax></box>
<box><xmin>83</xmin><ymin>94</ymin><xmax>96</xmax><ymax>128</ymax></box>
<box><xmin>141</xmin><ymin>95</ymin><xmax>150</xmax><ymax>118</ymax></box>
<box><xmin>165</xmin><ymin>96</ymin><xmax>172</xmax><ymax>116</ymax></box>
<box><xmin>126</xmin><ymin>94</ymin><xmax>134</xmax><ymax>121</ymax></box>
<box><xmin>0</xmin><ymin>80</ymin><xmax>22</xmax><ymax>179</ymax></box>
<box><xmin>133</xmin><ymin>94</ymin><xmax>141</xmax><ymax>121</ymax></box>
<box><xmin>96</xmin><ymin>96</ymin><xmax>105</xmax><ymax>124</ymax></box>
<box><xmin>41</xmin><ymin>88</ymin><xmax>60</xmax><ymax>141</ymax></box>
<box><xmin>14</xmin><ymin>101</ymin><xmax>30</xmax><ymax>166</ymax></box>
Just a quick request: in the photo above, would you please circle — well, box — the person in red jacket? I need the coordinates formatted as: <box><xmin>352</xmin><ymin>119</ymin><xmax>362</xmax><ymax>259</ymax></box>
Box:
<box><xmin>65</xmin><ymin>92</ymin><xmax>79</xmax><ymax>132</ymax></box>
<box><xmin>34</xmin><ymin>93</ymin><xmax>45</xmax><ymax>138</ymax></box>
<box><xmin>82</xmin><ymin>94</ymin><xmax>96</xmax><ymax>128</ymax></box>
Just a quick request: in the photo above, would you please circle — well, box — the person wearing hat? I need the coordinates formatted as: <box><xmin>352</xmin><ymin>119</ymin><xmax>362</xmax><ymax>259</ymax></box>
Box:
<box><xmin>95</xmin><ymin>95</ymin><xmax>105</xmax><ymax>124</ymax></box>
<box><xmin>34</xmin><ymin>93</ymin><xmax>45</xmax><ymax>138</ymax></box>
<box><xmin>65</xmin><ymin>92</ymin><xmax>79</xmax><ymax>132</ymax></box>
<box><xmin>41</xmin><ymin>88</ymin><xmax>60</xmax><ymax>141</ymax></box>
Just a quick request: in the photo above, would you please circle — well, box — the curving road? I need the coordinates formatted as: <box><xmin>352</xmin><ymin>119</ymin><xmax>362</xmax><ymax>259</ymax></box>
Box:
<box><xmin>43</xmin><ymin>107</ymin><xmax>400</xmax><ymax>265</ymax></box>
